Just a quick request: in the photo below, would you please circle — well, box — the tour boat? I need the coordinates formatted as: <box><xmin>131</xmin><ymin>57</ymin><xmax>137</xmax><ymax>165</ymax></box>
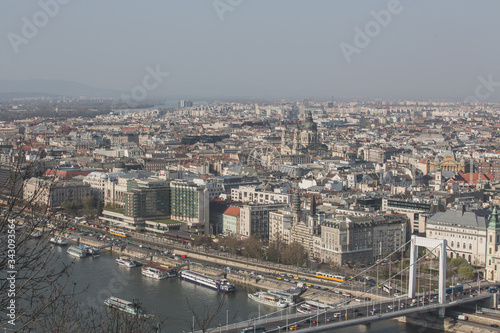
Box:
<box><xmin>50</xmin><ymin>237</ymin><xmax>68</xmax><ymax>245</ymax></box>
<box><xmin>104</xmin><ymin>297</ymin><xmax>153</xmax><ymax>318</ymax></box>
<box><xmin>248</xmin><ymin>291</ymin><xmax>289</xmax><ymax>308</ymax></box>
<box><xmin>141</xmin><ymin>265</ymin><xmax>176</xmax><ymax>279</ymax></box>
<box><xmin>116</xmin><ymin>257</ymin><xmax>139</xmax><ymax>268</ymax></box>
<box><xmin>178</xmin><ymin>270</ymin><xmax>235</xmax><ymax>293</ymax></box>
<box><xmin>297</xmin><ymin>300</ymin><xmax>331</xmax><ymax>314</ymax></box>
<box><xmin>67</xmin><ymin>245</ymin><xmax>87</xmax><ymax>258</ymax></box>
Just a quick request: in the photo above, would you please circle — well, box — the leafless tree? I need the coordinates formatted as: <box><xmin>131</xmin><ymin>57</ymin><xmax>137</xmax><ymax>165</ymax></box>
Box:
<box><xmin>0</xmin><ymin>149</ymin><xmax>72</xmax><ymax>332</ymax></box>
<box><xmin>186</xmin><ymin>295</ymin><xmax>227</xmax><ymax>333</ymax></box>
<box><xmin>1</xmin><ymin>150</ymin><xmax>164</xmax><ymax>332</ymax></box>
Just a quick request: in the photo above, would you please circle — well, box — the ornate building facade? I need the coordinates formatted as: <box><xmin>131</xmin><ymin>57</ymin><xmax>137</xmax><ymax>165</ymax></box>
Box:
<box><xmin>281</xmin><ymin>111</ymin><xmax>328</xmax><ymax>156</ymax></box>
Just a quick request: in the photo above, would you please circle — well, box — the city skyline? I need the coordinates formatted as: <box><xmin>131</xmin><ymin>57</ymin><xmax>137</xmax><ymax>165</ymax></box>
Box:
<box><xmin>1</xmin><ymin>1</ymin><xmax>500</xmax><ymax>101</ymax></box>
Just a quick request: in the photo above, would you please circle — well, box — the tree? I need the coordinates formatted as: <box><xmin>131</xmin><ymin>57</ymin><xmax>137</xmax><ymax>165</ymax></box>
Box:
<box><xmin>61</xmin><ymin>199</ymin><xmax>80</xmax><ymax>216</ymax></box>
<box><xmin>281</xmin><ymin>242</ymin><xmax>306</xmax><ymax>267</ymax></box>
<box><xmin>219</xmin><ymin>236</ymin><xmax>241</xmax><ymax>255</ymax></box>
<box><xmin>0</xmin><ymin>149</ymin><xmax>72</xmax><ymax>331</ymax></box>
<box><xmin>193</xmin><ymin>236</ymin><xmax>213</xmax><ymax>248</ymax></box>
<box><xmin>266</xmin><ymin>239</ymin><xmax>285</xmax><ymax>263</ymax></box>
<box><xmin>458</xmin><ymin>264</ymin><xmax>475</xmax><ymax>280</ymax></box>
<box><xmin>450</xmin><ymin>257</ymin><xmax>463</xmax><ymax>267</ymax></box>
<box><xmin>1</xmin><ymin>150</ymin><xmax>163</xmax><ymax>332</ymax></box>
<box><xmin>241</xmin><ymin>235</ymin><xmax>263</xmax><ymax>259</ymax></box>
<box><xmin>97</xmin><ymin>200</ymin><xmax>104</xmax><ymax>217</ymax></box>
<box><xmin>83</xmin><ymin>196</ymin><xmax>96</xmax><ymax>219</ymax></box>
<box><xmin>186</xmin><ymin>295</ymin><xmax>227</xmax><ymax>333</ymax></box>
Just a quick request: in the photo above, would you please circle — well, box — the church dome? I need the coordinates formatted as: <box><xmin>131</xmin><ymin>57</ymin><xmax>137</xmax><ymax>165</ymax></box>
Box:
<box><xmin>303</xmin><ymin>111</ymin><xmax>317</xmax><ymax>132</ymax></box>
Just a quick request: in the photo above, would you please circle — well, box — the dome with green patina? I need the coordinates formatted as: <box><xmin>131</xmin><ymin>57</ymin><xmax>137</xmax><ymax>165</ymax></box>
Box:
<box><xmin>303</xmin><ymin>111</ymin><xmax>317</xmax><ymax>132</ymax></box>
<box><xmin>488</xmin><ymin>206</ymin><xmax>500</xmax><ymax>230</ymax></box>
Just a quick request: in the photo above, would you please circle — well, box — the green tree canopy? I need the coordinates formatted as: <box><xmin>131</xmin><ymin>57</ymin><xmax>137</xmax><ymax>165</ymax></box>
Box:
<box><xmin>458</xmin><ymin>264</ymin><xmax>475</xmax><ymax>280</ymax></box>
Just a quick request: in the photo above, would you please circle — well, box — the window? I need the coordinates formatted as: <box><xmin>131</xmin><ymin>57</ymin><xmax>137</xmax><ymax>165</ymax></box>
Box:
<box><xmin>451</xmin><ymin>241</ymin><xmax>454</xmax><ymax>247</ymax></box>
<box><xmin>469</xmin><ymin>244</ymin><xmax>472</xmax><ymax>250</ymax></box>
<box><xmin>463</xmin><ymin>243</ymin><xmax>466</xmax><ymax>249</ymax></box>
<box><xmin>457</xmin><ymin>242</ymin><xmax>460</xmax><ymax>249</ymax></box>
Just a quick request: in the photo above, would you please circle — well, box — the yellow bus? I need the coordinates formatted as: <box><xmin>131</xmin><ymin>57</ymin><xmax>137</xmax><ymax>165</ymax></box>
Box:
<box><xmin>315</xmin><ymin>272</ymin><xmax>345</xmax><ymax>282</ymax></box>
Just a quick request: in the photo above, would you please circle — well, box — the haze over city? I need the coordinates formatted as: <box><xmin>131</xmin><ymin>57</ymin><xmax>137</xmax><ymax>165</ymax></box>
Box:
<box><xmin>2</xmin><ymin>0</ymin><xmax>500</xmax><ymax>100</ymax></box>
<box><xmin>4</xmin><ymin>2</ymin><xmax>500</xmax><ymax>333</ymax></box>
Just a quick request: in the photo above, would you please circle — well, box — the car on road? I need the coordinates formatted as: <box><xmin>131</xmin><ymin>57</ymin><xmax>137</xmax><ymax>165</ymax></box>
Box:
<box><xmin>289</xmin><ymin>324</ymin><xmax>301</xmax><ymax>330</ymax></box>
<box><xmin>369</xmin><ymin>308</ymin><xmax>380</xmax><ymax>315</ymax></box>
<box><xmin>491</xmin><ymin>324</ymin><xmax>499</xmax><ymax>328</ymax></box>
<box><xmin>333</xmin><ymin>313</ymin><xmax>342</xmax><ymax>318</ymax></box>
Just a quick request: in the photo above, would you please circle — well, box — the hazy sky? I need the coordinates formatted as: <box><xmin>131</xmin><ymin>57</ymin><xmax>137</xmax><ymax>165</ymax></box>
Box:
<box><xmin>1</xmin><ymin>0</ymin><xmax>500</xmax><ymax>100</ymax></box>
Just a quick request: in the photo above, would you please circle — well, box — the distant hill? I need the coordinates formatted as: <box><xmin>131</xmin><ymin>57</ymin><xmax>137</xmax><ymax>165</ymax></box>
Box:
<box><xmin>0</xmin><ymin>79</ymin><xmax>121</xmax><ymax>98</ymax></box>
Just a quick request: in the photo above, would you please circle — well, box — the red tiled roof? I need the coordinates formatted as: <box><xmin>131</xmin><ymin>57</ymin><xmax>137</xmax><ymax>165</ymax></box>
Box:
<box><xmin>223</xmin><ymin>206</ymin><xmax>240</xmax><ymax>217</ymax></box>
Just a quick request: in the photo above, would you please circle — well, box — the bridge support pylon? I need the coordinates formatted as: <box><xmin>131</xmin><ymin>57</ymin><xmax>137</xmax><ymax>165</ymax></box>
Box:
<box><xmin>408</xmin><ymin>235</ymin><xmax>447</xmax><ymax>306</ymax></box>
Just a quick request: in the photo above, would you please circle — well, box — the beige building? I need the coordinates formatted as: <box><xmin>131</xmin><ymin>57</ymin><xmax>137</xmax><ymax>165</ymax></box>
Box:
<box><xmin>23</xmin><ymin>177</ymin><xmax>91</xmax><ymax>208</ymax></box>
<box><xmin>269</xmin><ymin>209</ymin><xmax>293</xmax><ymax>245</ymax></box>
<box><xmin>231</xmin><ymin>185</ymin><xmax>290</xmax><ymax>204</ymax></box>
<box><xmin>318</xmin><ymin>214</ymin><xmax>408</xmax><ymax>266</ymax></box>
<box><xmin>239</xmin><ymin>202</ymin><xmax>287</xmax><ymax>241</ymax></box>
<box><xmin>382</xmin><ymin>197</ymin><xmax>434</xmax><ymax>234</ymax></box>
<box><xmin>426</xmin><ymin>206</ymin><xmax>489</xmax><ymax>266</ymax></box>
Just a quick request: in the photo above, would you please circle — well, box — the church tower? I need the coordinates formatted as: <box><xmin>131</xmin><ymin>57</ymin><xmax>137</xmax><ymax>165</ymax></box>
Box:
<box><xmin>281</xmin><ymin>123</ymin><xmax>287</xmax><ymax>154</ymax></box>
<box><xmin>434</xmin><ymin>162</ymin><xmax>443</xmax><ymax>191</ymax></box>
<box><xmin>292</xmin><ymin>123</ymin><xmax>300</xmax><ymax>155</ymax></box>
<box><xmin>486</xmin><ymin>206</ymin><xmax>500</xmax><ymax>281</ymax></box>
<box><xmin>292</xmin><ymin>192</ymin><xmax>302</xmax><ymax>225</ymax></box>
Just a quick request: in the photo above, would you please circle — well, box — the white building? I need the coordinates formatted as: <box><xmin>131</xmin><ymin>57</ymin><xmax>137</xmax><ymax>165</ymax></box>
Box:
<box><xmin>231</xmin><ymin>185</ymin><xmax>290</xmax><ymax>204</ymax></box>
<box><xmin>239</xmin><ymin>202</ymin><xmax>287</xmax><ymax>241</ymax></box>
<box><xmin>83</xmin><ymin>172</ymin><xmax>124</xmax><ymax>203</ymax></box>
<box><xmin>426</xmin><ymin>206</ymin><xmax>489</xmax><ymax>266</ymax></box>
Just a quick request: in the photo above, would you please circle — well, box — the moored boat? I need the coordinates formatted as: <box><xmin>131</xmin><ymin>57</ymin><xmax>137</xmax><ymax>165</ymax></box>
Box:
<box><xmin>116</xmin><ymin>257</ymin><xmax>139</xmax><ymax>268</ymax></box>
<box><xmin>30</xmin><ymin>231</ymin><xmax>43</xmax><ymax>238</ymax></box>
<box><xmin>141</xmin><ymin>264</ymin><xmax>176</xmax><ymax>279</ymax></box>
<box><xmin>297</xmin><ymin>300</ymin><xmax>331</xmax><ymax>314</ymax></box>
<box><xmin>50</xmin><ymin>237</ymin><xmax>68</xmax><ymax>245</ymax></box>
<box><xmin>178</xmin><ymin>270</ymin><xmax>235</xmax><ymax>293</ymax></box>
<box><xmin>79</xmin><ymin>245</ymin><xmax>100</xmax><ymax>255</ymax></box>
<box><xmin>248</xmin><ymin>291</ymin><xmax>288</xmax><ymax>308</ymax></box>
<box><xmin>67</xmin><ymin>245</ymin><xmax>87</xmax><ymax>258</ymax></box>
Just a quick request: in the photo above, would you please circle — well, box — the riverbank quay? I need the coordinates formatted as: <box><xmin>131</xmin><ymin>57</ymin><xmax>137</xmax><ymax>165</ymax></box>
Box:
<box><xmin>46</xmin><ymin>224</ymin><xmax>382</xmax><ymax>303</ymax></box>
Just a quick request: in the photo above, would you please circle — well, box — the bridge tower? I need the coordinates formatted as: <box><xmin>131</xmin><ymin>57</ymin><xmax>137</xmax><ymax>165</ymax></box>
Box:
<box><xmin>408</xmin><ymin>235</ymin><xmax>447</xmax><ymax>316</ymax></box>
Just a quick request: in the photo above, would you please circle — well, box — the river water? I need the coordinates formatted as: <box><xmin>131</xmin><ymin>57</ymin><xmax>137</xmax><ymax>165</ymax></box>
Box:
<box><xmin>54</xmin><ymin>246</ymin><xmax>440</xmax><ymax>333</ymax></box>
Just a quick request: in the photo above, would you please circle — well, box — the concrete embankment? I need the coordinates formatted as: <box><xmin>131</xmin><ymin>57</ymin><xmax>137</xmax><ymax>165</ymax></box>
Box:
<box><xmin>398</xmin><ymin>309</ymin><xmax>500</xmax><ymax>333</ymax></box>
<box><xmin>66</xmin><ymin>234</ymin><xmax>380</xmax><ymax>305</ymax></box>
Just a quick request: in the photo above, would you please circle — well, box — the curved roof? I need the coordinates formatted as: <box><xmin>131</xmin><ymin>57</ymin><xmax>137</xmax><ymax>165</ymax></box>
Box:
<box><xmin>303</xmin><ymin>111</ymin><xmax>317</xmax><ymax>132</ymax></box>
